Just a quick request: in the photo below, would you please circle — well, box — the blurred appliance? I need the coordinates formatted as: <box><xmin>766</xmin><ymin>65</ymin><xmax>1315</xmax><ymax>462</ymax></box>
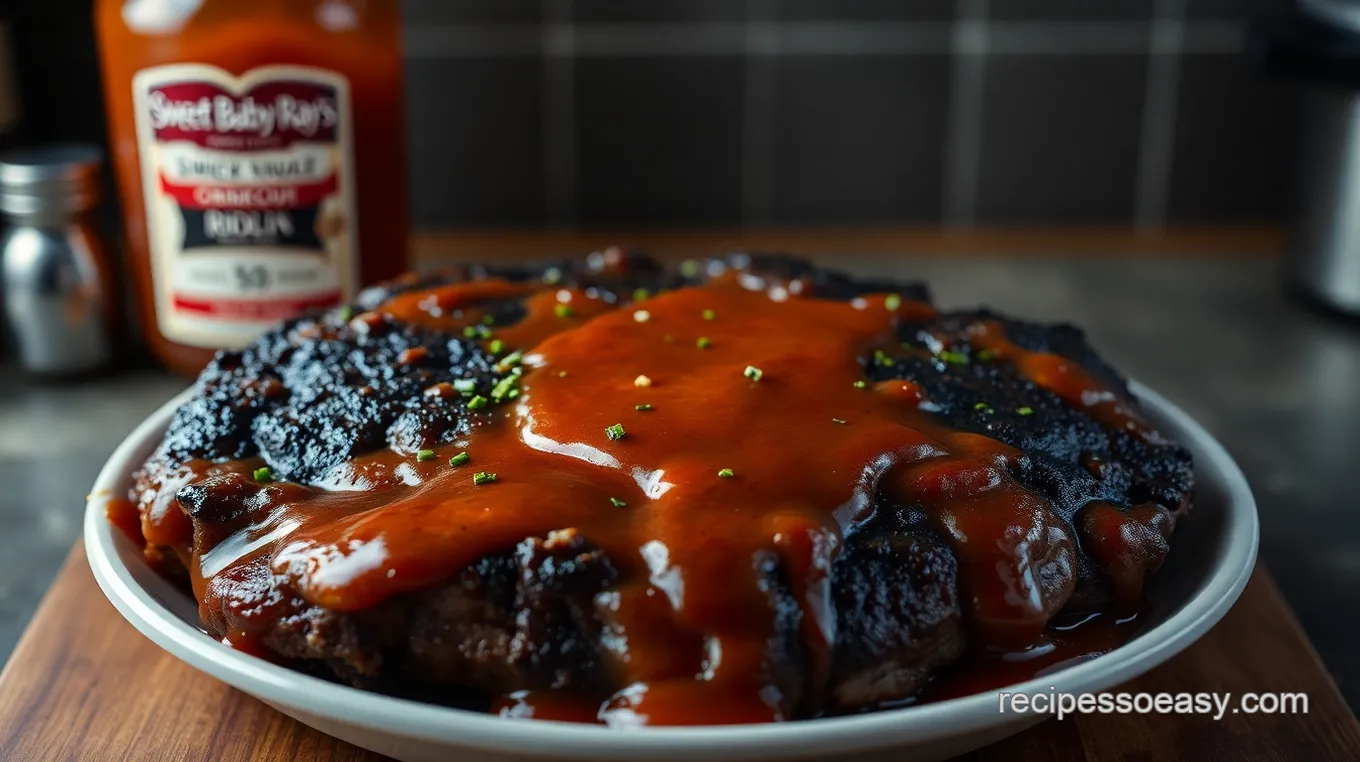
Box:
<box><xmin>0</xmin><ymin>6</ymin><xmax>21</xmax><ymax>359</ymax></box>
<box><xmin>0</xmin><ymin>144</ymin><xmax>117</xmax><ymax>376</ymax></box>
<box><xmin>1253</xmin><ymin>0</ymin><xmax>1360</xmax><ymax>316</ymax></box>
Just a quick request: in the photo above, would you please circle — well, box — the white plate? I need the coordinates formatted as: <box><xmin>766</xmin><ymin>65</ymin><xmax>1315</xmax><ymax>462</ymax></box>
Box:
<box><xmin>84</xmin><ymin>382</ymin><xmax>1258</xmax><ymax>762</ymax></box>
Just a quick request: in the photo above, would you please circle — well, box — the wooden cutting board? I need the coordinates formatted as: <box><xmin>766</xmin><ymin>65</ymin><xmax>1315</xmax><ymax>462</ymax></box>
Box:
<box><xmin>0</xmin><ymin>544</ymin><xmax>1357</xmax><ymax>761</ymax></box>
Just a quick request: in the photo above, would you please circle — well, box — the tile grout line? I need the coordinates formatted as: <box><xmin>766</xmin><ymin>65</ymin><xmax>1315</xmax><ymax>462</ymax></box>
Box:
<box><xmin>741</xmin><ymin>0</ymin><xmax>780</xmax><ymax>227</ymax></box>
<box><xmin>543</xmin><ymin>0</ymin><xmax>577</xmax><ymax>229</ymax></box>
<box><xmin>1135</xmin><ymin>0</ymin><xmax>1187</xmax><ymax>231</ymax></box>
<box><xmin>943</xmin><ymin>0</ymin><xmax>988</xmax><ymax>228</ymax></box>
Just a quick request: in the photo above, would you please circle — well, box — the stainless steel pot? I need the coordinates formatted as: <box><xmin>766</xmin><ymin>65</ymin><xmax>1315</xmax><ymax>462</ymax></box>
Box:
<box><xmin>1254</xmin><ymin>0</ymin><xmax>1360</xmax><ymax>315</ymax></box>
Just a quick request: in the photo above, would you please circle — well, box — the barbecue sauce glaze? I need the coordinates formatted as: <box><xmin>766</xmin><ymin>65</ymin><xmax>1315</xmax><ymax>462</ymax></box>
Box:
<box><xmin>127</xmin><ymin>262</ymin><xmax>1175</xmax><ymax>726</ymax></box>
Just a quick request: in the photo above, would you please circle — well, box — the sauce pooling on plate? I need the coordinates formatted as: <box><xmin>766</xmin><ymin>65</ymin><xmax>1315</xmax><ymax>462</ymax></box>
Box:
<box><xmin>128</xmin><ymin>258</ymin><xmax>1181</xmax><ymax>726</ymax></box>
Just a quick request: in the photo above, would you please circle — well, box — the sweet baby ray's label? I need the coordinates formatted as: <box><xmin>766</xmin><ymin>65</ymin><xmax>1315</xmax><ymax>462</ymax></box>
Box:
<box><xmin>132</xmin><ymin>64</ymin><xmax>359</xmax><ymax>348</ymax></box>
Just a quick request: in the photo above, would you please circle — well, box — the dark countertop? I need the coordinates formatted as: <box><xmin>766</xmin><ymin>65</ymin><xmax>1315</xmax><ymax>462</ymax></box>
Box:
<box><xmin>3</xmin><ymin>255</ymin><xmax>1357</xmax><ymax>708</ymax></box>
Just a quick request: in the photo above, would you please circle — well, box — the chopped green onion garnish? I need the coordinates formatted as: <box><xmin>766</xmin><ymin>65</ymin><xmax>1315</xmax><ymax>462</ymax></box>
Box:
<box><xmin>976</xmin><ymin>349</ymin><xmax>994</xmax><ymax>361</ymax></box>
<box><xmin>252</xmin><ymin>467</ymin><xmax>274</xmax><ymax>483</ymax></box>
<box><xmin>555</xmin><ymin>303</ymin><xmax>574</xmax><ymax>318</ymax></box>
<box><xmin>974</xmin><ymin>402</ymin><xmax>994</xmax><ymax>414</ymax></box>
<box><xmin>853</xmin><ymin>380</ymin><xmax>867</xmax><ymax>389</ymax></box>
<box><xmin>477</xmin><ymin>324</ymin><xmax>493</xmax><ymax>339</ymax></box>
<box><xmin>495</xmin><ymin>351</ymin><xmax>523</xmax><ymax>371</ymax></box>
<box><xmin>874</xmin><ymin>350</ymin><xmax>895</xmax><ymax>367</ymax></box>
<box><xmin>467</xmin><ymin>395</ymin><xmax>489</xmax><ymax>411</ymax></box>
<box><xmin>338</xmin><ymin>306</ymin><xmax>354</xmax><ymax>321</ymax></box>
<box><xmin>1017</xmin><ymin>406</ymin><xmax>1034</xmax><ymax>416</ymax></box>
<box><xmin>702</xmin><ymin>309</ymin><xmax>716</xmax><ymax>321</ymax></box>
<box><xmin>884</xmin><ymin>294</ymin><xmax>902</xmax><ymax>311</ymax></box>
<box><xmin>697</xmin><ymin>337</ymin><xmax>712</xmax><ymax>349</ymax></box>
<box><xmin>609</xmin><ymin>497</ymin><xmax>627</xmax><ymax>508</ymax></box>
<box><xmin>490</xmin><ymin>374</ymin><xmax>521</xmax><ymax>403</ymax></box>
<box><xmin>636</xmin><ymin>403</ymin><xmax>653</xmax><ymax>411</ymax></box>
<box><xmin>488</xmin><ymin>339</ymin><xmax>504</xmax><ymax>356</ymax></box>
<box><xmin>832</xmin><ymin>418</ymin><xmax>847</xmax><ymax>425</ymax></box>
<box><xmin>743</xmin><ymin>365</ymin><xmax>763</xmax><ymax>382</ymax></box>
<box><xmin>633</xmin><ymin>288</ymin><xmax>651</xmax><ymax>301</ymax></box>
<box><xmin>717</xmin><ymin>468</ymin><xmax>735</xmax><ymax>479</ymax></box>
<box><xmin>453</xmin><ymin>378</ymin><xmax>478</xmax><ymax>394</ymax></box>
<box><xmin>482</xmin><ymin>315</ymin><xmax>496</xmax><ymax>326</ymax></box>
<box><xmin>462</xmin><ymin>326</ymin><xmax>478</xmax><ymax>338</ymax></box>
<box><xmin>416</xmin><ymin>449</ymin><xmax>435</xmax><ymax>462</ymax></box>
<box><xmin>605</xmin><ymin>423</ymin><xmax>627</xmax><ymax>441</ymax></box>
<box><xmin>938</xmin><ymin>351</ymin><xmax>969</xmax><ymax>365</ymax></box>
<box><xmin>473</xmin><ymin>471</ymin><xmax>497</xmax><ymax>485</ymax></box>
<box><xmin>449</xmin><ymin>452</ymin><xmax>470</xmax><ymax>467</ymax></box>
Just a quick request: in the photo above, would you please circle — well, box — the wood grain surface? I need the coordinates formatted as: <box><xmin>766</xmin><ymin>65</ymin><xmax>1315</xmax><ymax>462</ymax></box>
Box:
<box><xmin>0</xmin><ymin>544</ymin><xmax>1356</xmax><ymax>761</ymax></box>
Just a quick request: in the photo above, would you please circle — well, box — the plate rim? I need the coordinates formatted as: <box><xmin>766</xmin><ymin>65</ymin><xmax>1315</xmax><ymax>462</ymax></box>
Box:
<box><xmin>83</xmin><ymin>381</ymin><xmax>1259</xmax><ymax>758</ymax></box>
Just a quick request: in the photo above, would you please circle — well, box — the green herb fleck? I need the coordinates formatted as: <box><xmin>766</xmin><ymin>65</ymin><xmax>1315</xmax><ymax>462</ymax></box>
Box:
<box><xmin>462</xmin><ymin>326</ymin><xmax>479</xmax><ymax>339</ymax></box>
<box><xmin>416</xmin><ymin>449</ymin><xmax>436</xmax><ymax>462</ymax></box>
<box><xmin>976</xmin><ymin>349</ymin><xmax>994</xmax><ymax>361</ymax></box>
<box><xmin>605</xmin><ymin>423</ymin><xmax>627</xmax><ymax>441</ymax></box>
<box><xmin>252</xmin><ymin>467</ymin><xmax>274</xmax><ymax>483</ymax></box>
<box><xmin>743</xmin><ymin>365</ymin><xmax>763</xmax><ymax>382</ymax></box>
<box><xmin>938</xmin><ymin>351</ymin><xmax>969</xmax><ymax>365</ymax></box>
<box><xmin>467</xmin><ymin>395</ymin><xmax>489</xmax><ymax>411</ymax></box>
<box><xmin>853</xmin><ymin>380</ymin><xmax>868</xmax><ymax>389</ymax></box>
<box><xmin>832</xmin><ymin>418</ymin><xmax>847</xmax><ymax>425</ymax></box>
<box><xmin>702</xmin><ymin>309</ymin><xmax>716</xmax><ymax>321</ymax></box>
<box><xmin>884</xmin><ymin>294</ymin><xmax>902</xmax><ymax>311</ymax></box>
<box><xmin>874</xmin><ymin>350</ymin><xmax>895</xmax><ymax>367</ymax></box>
<box><xmin>609</xmin><ymin>497</ymin><xmax>627</xmax><ymax>508</ymax></box>
<box><xmin>495</xmin><ymin>351</ymin><xmax>523</xmax><ymax>372</ymax></box>
<box><xmin>633</xmin><ymin>288</ymin><xmax>651</xmax><ymax>301</ymax></box>
<box><xmin>717</xmin><ymin>468</ymin><xmax>735</xmax><ymax>479</ymax></box>
<box><xmin>635</xmin><ymin>403</ymin><xmax>654</xmax><ymax>411</ymax></box>
<box><xmin>453</xmin><ymin>378</ymin><xmax>478</xmax><ymax>395</ymax></box>
<box><xmin>481</xmin><ymin>315</ymin><xmax>496</xmax><ymax>326</ymax></box>
<box><xmin>555</xmin><ymin>303</ymin><xmax>574</xmax><ymax>318</ymax></box>
<box><xmin>490</xmin><ymin>374</ymin><xmax>521</xmax><ymax>403</ymax></box>
<box><xmin>448</xmin><ymin>451</ymin><xmax>470</xmax><ymax>467</ymax></box>
<box><xmin>473</xmin><ymin>471</ymin><xmax>498</xmax><ymax>486</ymax></box>
<box><xmin>338</xmin><ymin>306</ymin><xmax>354</xmax><ymax>321</ymax></box>
<box><xmin>680</xmin><ymin>259</ymin><xmax>701</xmax><ymax>277</ymax></box>
<box><xmin>974</xmin><ymin>402</ymin><xmax>994</xmax><ymax>414</ymax></box>
<box><xmin>1017</xmin><ymin>406</ymin><xmax>1034</xmax><ymax>416</ymax></box>
<box><xmin>696</xmin><ymin>336</ymin><xmax>712</xmax><ymax>350</ymax></box>
<box><xmin>488</xmin><ymin>339</ymin><xmax>505</xmax><ymax>356</ymax></box>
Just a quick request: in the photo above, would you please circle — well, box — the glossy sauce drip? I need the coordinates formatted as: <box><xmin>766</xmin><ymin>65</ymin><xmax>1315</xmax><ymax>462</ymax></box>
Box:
<box><xmin>105</xmin><ymin>497</ymin><xmax>144</xmax><ymax>545</ymax></box>
<box><xmin>135</xmin><ymin>274</ymin><xmax>1170</xmax><ymax>725</ymax></box>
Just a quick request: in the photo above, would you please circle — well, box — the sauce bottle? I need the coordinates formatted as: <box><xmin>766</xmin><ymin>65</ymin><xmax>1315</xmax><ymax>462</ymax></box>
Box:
<box><xmin>95</xmin><ymin>0</ymin><xmax>408</xmax><ymax>375</ymax></box>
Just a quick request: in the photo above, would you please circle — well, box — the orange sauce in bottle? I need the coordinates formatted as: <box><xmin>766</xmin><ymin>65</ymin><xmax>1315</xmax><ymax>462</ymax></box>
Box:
<box><xmin>95</xmin><ymin>0</ymin><xmax>408</xmax><ymax>376</ymax></box>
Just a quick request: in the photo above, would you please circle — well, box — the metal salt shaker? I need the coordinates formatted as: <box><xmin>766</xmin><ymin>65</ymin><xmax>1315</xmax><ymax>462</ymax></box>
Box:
<box><xmin>0</xmin><ymin>144</ymin><xmax>116</xmax><ymax>375</ymax></box>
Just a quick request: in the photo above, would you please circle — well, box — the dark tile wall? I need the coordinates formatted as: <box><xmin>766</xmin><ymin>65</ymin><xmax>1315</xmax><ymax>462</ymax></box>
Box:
<box><xmin>8</xmin><ymin>0</ymin><xmax>1303</xmax><ymax>230</ymax></box>
<box><xmin>976</xmin><ymin>55</ymin><xmax>1147</xmax><ymax>223</ymax></box>
<box><xmin>400</xmin><ymin>0</ymin><xmax>1301</xmax><ymax>228</ymax></box>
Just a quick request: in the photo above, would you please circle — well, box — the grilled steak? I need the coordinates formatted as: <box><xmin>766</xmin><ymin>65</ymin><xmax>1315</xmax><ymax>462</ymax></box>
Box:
<box><xmin>127</xmin><ymin>251</ymin><xmax>1191</xmax><ymax>724</ymax></box>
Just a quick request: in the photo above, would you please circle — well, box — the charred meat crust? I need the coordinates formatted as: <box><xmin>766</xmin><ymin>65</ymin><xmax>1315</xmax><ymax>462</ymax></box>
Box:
<box><xmin>135</xmin><ymin>251</ymin><xmax>1192</xmax><ymax>718</ymax></box>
